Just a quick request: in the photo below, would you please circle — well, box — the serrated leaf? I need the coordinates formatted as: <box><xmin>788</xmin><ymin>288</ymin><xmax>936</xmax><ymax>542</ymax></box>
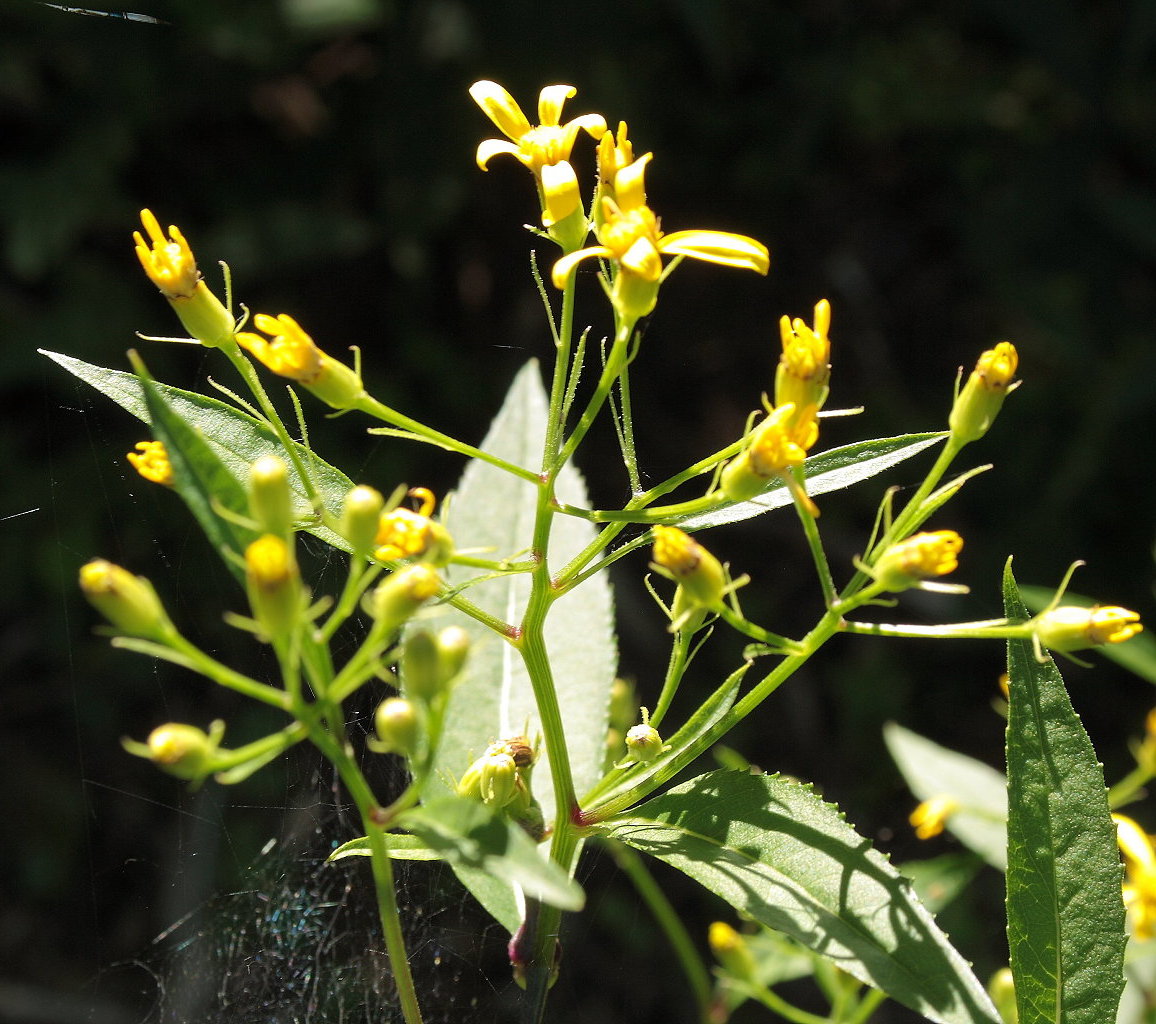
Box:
<box><xmin>328</xmin><ymin>834</ymin><xmax>441</xmax><ymax>862</ymax></box>
<box><xmin>397</xmin><ymin>796</ymin><xmax>583</xmax><ymax>912</ymax></box>
<box><xmin>1004</xmin><ymin>560</ymin><xmax>1126</xmax><ymax>1024</ymax></box>
<box><xmin>1019</xmin><ymin>584</ymin><xmax>1156</xmax><ymax>685</ymax></box>
<box><xmin>430</xmin><ymin>360</ymin><xmax>617</xmax><ymax>825</ymax></box>
<box><xmin>134</xmin><ymin>357</ymin><xmax>258</xmax><ymax>580</ymax></box>
<box><xmin>43</xmin><ymin>350</ymin><xmax>353</xmax><ymax>550</ymax></box>
<box><xmin>885</xmin><ymin>722</ymin><xmax>1008</xmax><ymax>871</ymax></box>
<box><xmin>600</xmin><ymin>770</ymin><xmax>1000</xmax><ymax>1024</ymax></box>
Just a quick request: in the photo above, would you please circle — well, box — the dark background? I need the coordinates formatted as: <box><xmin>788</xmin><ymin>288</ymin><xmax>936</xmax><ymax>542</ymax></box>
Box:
<box><xmin>4</xmin><ymin>1</ymin><xmax>1156</xmax><ymax>1021</ymax></box>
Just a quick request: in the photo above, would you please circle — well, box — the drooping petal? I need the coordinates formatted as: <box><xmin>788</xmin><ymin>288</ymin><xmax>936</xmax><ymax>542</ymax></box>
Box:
<box><xmin>613</xmin><ymin>153</ymin><xmax>652</xmax><ymax>212</ymax></box>
<box><xmin>659</xmin><ymin>229</ymin><xmax>770</xmax><ymax>274</ymax></box>
<box><xmin>551</xmin><ymin>246</ymin><xmax>611</xmax><ymax>289</ymax></box>
<box><xmin>539</xmin><ymin>160</ymin><xmax>581</xmax><ymax>226</ymax></box>
<box><xmin>476</xmin><ymin>138</ymin><xmax>528</xmax><ymax>170</ymax></box>
<box><xmin>537</xmin><ymin>84</ymin><xmax>576</xmax><ymax>126</ymax></box>
<box><xmin>469</xmin><ymin>80</ymin><xmax>532</xmax><ymax>141</ymax></box>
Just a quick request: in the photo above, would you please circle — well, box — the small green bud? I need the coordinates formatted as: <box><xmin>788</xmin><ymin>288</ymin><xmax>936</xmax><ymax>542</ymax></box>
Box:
<box><xmin>341</xmin><ymin>485</ymin><xmax>385</xmax><ymax>554</ymax></box>
<box><xmin>373</xmin><ymin>698</ymin><xmax>420</xmax><ymax>756</ymax></box>
<box><xmin>79</xmin><ymin>559</ymin><xmax>174</xmax><ymax>641</ymax></box>
<box><xmin>949</xmin><ymin>342</ymin><xmax>1019</xmax><ymax>446</ymax></box>
<box><xmin>245</xmin><ymin>534</ymin><xmax>302</xmax><ymax>640</ymax></box>
<box><xmin>401</xmin><ymin>630</ymin><xmax>442</xmax><ymax>702</ymax></box>
<box><xmin>249</xmin><ymin>455</ymin><xmax>294</xmax><ymax>537</ymax></box>
<box><xmin>624</xmin><ymin>720</ymin><xmax>664</xmax><ymax>762</ymax></box>
<box><xmin>708</xmin><ymin>921</ymin><xmax>756</xmax><ymax>983</ymax></box>
<box><xmin>435</xmin><ymin>625</ymin><xmax>470</xmax><ymax>682</ymax></box>
<box><xmin>987</xmin><ymin>967</ymin><xmax>1017</xmax><ymax>1024</ymax></box>
<box><xmin>123</xmin><ymin>720</ymin><xmax>224</xmax><ymax>781</ymax></box>
<box><xmin>368</xmin><ymin>565</ymin><xmax>441</xmax><ymax>634</ymax></box>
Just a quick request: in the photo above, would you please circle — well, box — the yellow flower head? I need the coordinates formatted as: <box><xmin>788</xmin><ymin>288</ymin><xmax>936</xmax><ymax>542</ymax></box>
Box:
<box><xmin>597</xmin><ymin>121</ymin><xmax>635</xmax><ymax>193</ymax></box>
<box><xmin>873</xmin><ymin>530</ymin><xmax>964</xmax><ymax>593</ymax></box>
<box><xmin>134</xmin><ymin>209</ymin><xmax>199</xmax><ymax>299</ymax></box>
<box><xmin>471</xmin><ymin>81</ymin><xmax>606</xmax><ymax>174</ymax></box>
<box><xmin>245</xmin><ymin>534</ymin><xmax>295</xmax><ymax>591</ymax></box>
<box><xmin>776</xmin><ymin>299</ymin><xmax>832</xmax><ymax>415</ymax></box>
<box><xmin>1032</xmin><ymin>604</ymin><xmax>1143</xmax><ymax>653</ymax></box>
<box><xmin>719</xmin><ymin>403</ymin><xmax>820</xmax><ymax>514</ymax></box>
<box><xmin>552</xmin><ymin>153</ymin><xmax>770</xmax><ymax>321</ymax></box>
<box><xmin>376</xmin><ymin>487</ymin><xmax>437</xmax><ymax>561</ymax></box>
<box><xmin>910</xmin><ymin>795</ymin><xmax>960</xmax><ymax>839</ymax></box>
<box><xmin>236</xmin><ymin>313</ymin><xmax>324</xmax><ymax>383</ymax></box>
<box><xmin>127</xmin><ymin>440</ymin><xmax>174</xmax><ymax>487</ymax></box>
<box><xmin>1115</xmin><ymin>814</ymin><xmax>1156</xmax><ymax>940</ymax></box>
<box><xmin>651</xmin><ymin>526</ymin><xmax>732</xmax><ymax>632</ymax></box>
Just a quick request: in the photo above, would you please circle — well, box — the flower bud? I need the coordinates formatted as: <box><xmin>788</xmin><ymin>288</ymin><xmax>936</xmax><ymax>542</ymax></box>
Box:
<box><xmin>873</xmin><ymin>531</ymin><xmax>963</xmax><ymax>592</ymax></box>
<box><xmin>624</xmin><ymin>721</ymin><xmax>664</xmax><ymax>762</ymax></box>
<box><xmin>373</xmin><ymin>697</ymin><xmax>420</xmax><ymax>757</ymax></box>
<box><xmin>1031</xmin><ymin>604</ymin><xmax>1143</xmax><ymax>653</ymax></box>
<box><xmin>341</xmin><ymin>485</ymin><xmax>385</xmax><ymax>554</ymax></box>
<box><xmin>245</xmin><ymin>534</ymin><xmax>302</xmax><ymax>639</ymax></box>
<box><xmin>401</xmin><ymin>630</ymin><xmax>442</xmax><ymax>702</ymax></box>
<box><xmin>368</xmin><ymin>565</ymin><xmax>441</xmax><ymax>633</ymax></box>
<box><xmin>775</xmin><ymin>299</ymin><xmax>831</xmax><ymax>415</ymax></box>
<box><xmin>127</xmin><ymin>440</ymin><xmax>174</xmax><ymax>486</ymax></box>
<box><xmin>435</xmin><ymin>625</ymin><xmax>471</xmax><ymax>683</ymax></box>
<box><xmin>708</xmin><ymin>921</ymin><xmax>756</xmax><ymax>983</ymax></box>
<box><xmin>79</xmin><ymin>559</ymin><xmax>173</xmax><ymax>641</ymax></box>
<box><xmin>123</xmin><ymin>721</ymin><xmax>223</xmax><ymax>781</ymax></box>
<box><xmin>987</xmin><ymin>967</ymin><xmax>1018</xmax><ymax>1024</ymax></box>
<box><xmin>651</xmin><ymin>526</ymin><xmax>726</xmax><ymax>631</ymax></box>
<box><xmin>249</xmin><ymin>456</ymin><xmax>294</xmax><ymax>537</ymax></box>
<box><xmin>949</xmin><ymin>342</ymin><xmax>1019</xmax><ymax>445</ymax></box>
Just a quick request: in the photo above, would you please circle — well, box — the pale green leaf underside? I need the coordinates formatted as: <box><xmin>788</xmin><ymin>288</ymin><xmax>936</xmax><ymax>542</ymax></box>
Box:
<box><xmin>1003</xmin><ymin>561</ymin><xmax>1126</xmax><ymax>1024</ymax></box>
<box><xmin>328</xmin><ymin>833</ymin><xmax>441</xmax><ymax>862</ymax></box>
<box><xmin>601</xmin><ymin>770</ymin><xmax>1000</xmax><ymax>1024</ymax></box>
<box><xmin>884</xmin><ymin>722</ymin><xmax>1008</xmax><ymax>871</ymax></box>
<box><xmin>43</xmin><ymin>350</ymin><xmax>353</xmax><ymax>550</ymax></box>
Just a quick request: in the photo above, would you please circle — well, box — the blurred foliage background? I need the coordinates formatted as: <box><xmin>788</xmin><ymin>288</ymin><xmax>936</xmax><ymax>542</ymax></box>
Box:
<box><xmin>3</xmin><ymin>0</ymin><xmax>1156</xmax><ymax>1021</ymax></box>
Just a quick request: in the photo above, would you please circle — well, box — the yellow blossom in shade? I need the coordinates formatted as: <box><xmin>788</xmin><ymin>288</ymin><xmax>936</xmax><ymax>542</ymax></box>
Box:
<box><xmin>873</xmin><ymin>530</ymin><xmax>964</xmax><ymax>592</ymax></box>
<box><xmin>470</xmin><ymin>81</ymin><xmax>606</xmax><ymax>174</ymax></box>
<box><xmin>551</xmin><ymin>153</ymin><xmax>770</xmax><ymax>321</ymax></box>
<box><xmin>1031</xmin><ymin>604</ymin><xmax>1143</xmax><ymax>653</ymax></box>
<box><xmin>134</xmin><ymin>208</ymin><xmax>199</xmax><ymax>299</ymax></box>
<box><xmin>1114</xmin><ymin>814</ymin><xmax>1156</xmax><ymax>940</ymax></box>
<box><xmin>127</xmin><ymin>440</ymin><xmax>173</xmax><ymax>486</ymax></box>
<box><xmin>80</xmin><ymin>558</ymin><xmax>173</xmax><ymax>640</ymax></box>
<box><xmin>910</xmin><ymin>795</ymin><xmax>960</xmax><ymax>839</ymax></box>
<box><xmin>709</xmin><ymin>922</ymin><xmax>757</xmax><ymax>983</ymax></box>
<box><xmin>775</xmin><ymin>299</ymin><xmax>832</xmax><ymax>416</ymax></box>
<box><xmin>949</xmin><ymin>341</ymin><xmax>1020</xmax><ymax>445</ymax></box>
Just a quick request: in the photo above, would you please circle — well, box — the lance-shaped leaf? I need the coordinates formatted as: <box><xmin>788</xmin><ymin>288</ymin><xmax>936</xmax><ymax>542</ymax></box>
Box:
<box><xmin>43</xmin><ymin>350</ymin><xmax>353</xmax><ymax>550</ymax></box>
<box><xmin>1003</xmin><ymin>560</ymin><xmax>1126</xmax><ymax>1024</ymax></box>
<box><xmin>599</xmin><ymin>770</ymin><xmax>1001</xmax><ymax>1024</ymax></box>
<box><xmin>885</xmin><ymin>722</ymin><xmax>1008</xmax><ymax>871</ymax></box>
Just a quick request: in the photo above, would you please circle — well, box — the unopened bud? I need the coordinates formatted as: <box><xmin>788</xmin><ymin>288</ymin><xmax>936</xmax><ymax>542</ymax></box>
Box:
<box><xmin>949</xmin><ymin>342</ymin><xmax>1019</xmax><ymax>445</ymax></box>
<box><xmin>245</xmin><ymin>534</ymin><xmax>302</xmax><ymax>639</ymax></box>
<box><xmin>249</xmin><ymin>456</ymin><xmax>294</xmax><ymax>537</ymax></box>
<box><xmin>1031</xmin><ymin>604</ymin><xmax>1143</xmax><ymax>653</ymax></box>
<box><xmin>79</xmin><ymin>559</ymin><xmax>173</xmax><ymax>641</ymax></box>
<box><xmin>122</xmin><ymin>721</ymin><xmax>223</xmax><ymax>781</ymax></box>
<box><xmin>708</xmin><ymin>921</ymin><xmax>756</xmax><ymax>983</ymax></box>
<box><xmin>369</xmin><ymin>565</ymin><xmax>441</xmax><ymax>633</ymax></box>
<box><xmin>873</xmin><ymin>531</ymin><xmax>963</xmax><ymax>592</ymax></box>
<box><xmin>624</xmin><ymin>719</ymin><xmax>664</xmax><ymax>762</ymax></box>
<box><xmin>341</xmin><ymin>485</ymin><xmax>385</xmax><ymax>554</ymax></box>
<box><xmin>373</xmin><ymin>697</ymin><xmax>420</xmax><ymax>756</ymax></box>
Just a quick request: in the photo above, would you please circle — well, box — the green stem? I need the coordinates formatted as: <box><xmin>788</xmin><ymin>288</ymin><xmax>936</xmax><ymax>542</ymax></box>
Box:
<box><xmin>843</xmin><ymin>987</ymin><xmax>887</xmax><ymax>1024</ymax></box>
<box><xmin>649</xmin><ymin>631</ymin><xmax>693</xmax><ymax>730</ymax></box>
<box><xmin>747</xmin><ymin>982</ymin><xmax>832</xmax><ymax>1024</ymax></box>
<box><xmin>353</xmin><ymin>395</ymin><xmax>540</xmax><ymax>484</ymax></box>
<box><xmin>554</xmin><ymin>320</ymin><xmax>633</xmax><ymax>470</ymax></box>
<box><xmin>606</xmin><ymin>839</ymin><xmax>712</xmax><ymax>1017</ymax></box>
<box><xmin>554</xmin><ymin>491</ymin><xmax>726</xmax><ymax>524</ymax></box>
<box><xmin>794</xmin><ymin>478</ymin><xmax>836</xmax><ymax>606</ymax></box>
<box><xmin>615</xmin><ymin>360</ymin><xmax>643</xmax><ymax>494</ymax></box>
<box><xmin>1109</xmin><ymin>763</ymin><xmax>1156</xmax><ymax>809</ymax></box>
<box><xmin>839</xmin><ymin>618</ymin><xmax>1022</xmax><ymax>641</ymax></box>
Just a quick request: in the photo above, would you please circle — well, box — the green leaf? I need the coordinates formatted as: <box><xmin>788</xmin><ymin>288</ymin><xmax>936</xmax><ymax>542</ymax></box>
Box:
<box><xmin>899</xmin><ymin>853</ymin><xmax>984</xmax><ymax>915</ymax></box>
<box><xmin>1003</xmin><ymin>560</ymin><xmax>1126</xmax><ymax>1024</ymax></box>
<box><xmin>328</xmin><ymin>834</ymin><xmax>441</xmax><ymax>862</ymax></box>
<box><xmin>133</xmin><ymin>355</ymin><xmax>258</xmax><ymax>580</ymax></box>
<box><xmin>43</xmin><ymin>350</ymin><xmax>353</xmax><ymax>550</ymax></box>
<box><xmin>676</xmin><ymin>431</ymin><xmax>946</xmax><ymax>533</ymax></box>
<box><xmin>884</xmin><ymin>722</ymin><xmax>1008</xmax><ymax>871</ymax></box>
<box><xmin>600</xmin><ymin>770</ymin><xmax>1000</xmax><ymax>1024</ymax></box>
<box><xmin>1019</xmin><ymin>584</ymin><xmax>1156</xmax><ymax>685</ymax></box>
<box><xmin>397</xmin><ymin>796</ymin><xmax>584</xmax><ymax>913</ymax></box>
<box><xmin>431</xmin><ymin>360</ymin><xmax>617</xmax><ymax>826</ymax></box>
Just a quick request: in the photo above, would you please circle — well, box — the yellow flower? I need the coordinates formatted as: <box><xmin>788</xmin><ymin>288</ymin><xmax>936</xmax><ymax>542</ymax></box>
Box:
<box><xmin>551</xmin><ymin>153</ymin><xmax>770</xmax><ymax>321</ymax></box>
<box><xmin>719</xmin><ymin>403</ymin><xmax>820</xmax><ymax>514</ymax></box>
<box><xmin>651</xmin><ymin>526</ymin><xmax>733</xmax><ymax>632</ymax></box>
<box><xmin>236</xmin><ymin>313</ymin><xmax>365</xmax><ymax>409</ymax></box>
<box><xmin>133</xmin><ymin>210</ymin><xmax>235</xmax><ymax>346</ymax></box>
<box><xmin>127</xmin><ymin>440</ymin><xmax>174</xmax><ymax>486</ymax></box>
<box><xmin>708</xmin><ymin>921</ymin><xmax>757</xmax><ymax>983</ymax></box>
<box><xmin>374</xmin><ymin>487</ymin><xmax>453</xmax><ymax>565</ymax></box>
<box><xmin>134</xmin><ymin>208</ymin><xmax>199</xmax><ymax>299</ymax></box>
<box><xmin>776</xmin><ymin>299</ymin><xmax>832</xmax><ymax>416</ymax></box>
<box><xmin>1031</xmin><ymin>604</ymin><xmax>1143</xmax><ymax>653</ymax></box>
<box><xmin>470</xmin><ymin>81</ymin><xmax>606</xmax><ymax>174</ymax></box>
<box><xmin>873</xmin><ymin>530</ymin><xmax>964</xmax><ymax>593</ymax></box>
<box><xmin>949</xmin><ymin>341</ymin><xmax>1020</xmax><ymax>445</ymax></box>
<box><xmin>1114</xmin><ymin>814</ymin><xmax>1156</xmax><ymax>940</ymax></box>
<box><xmin>910</xmin><ymin>795</ymin><xmax>960</xmax><ymax>839</ymax></box>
